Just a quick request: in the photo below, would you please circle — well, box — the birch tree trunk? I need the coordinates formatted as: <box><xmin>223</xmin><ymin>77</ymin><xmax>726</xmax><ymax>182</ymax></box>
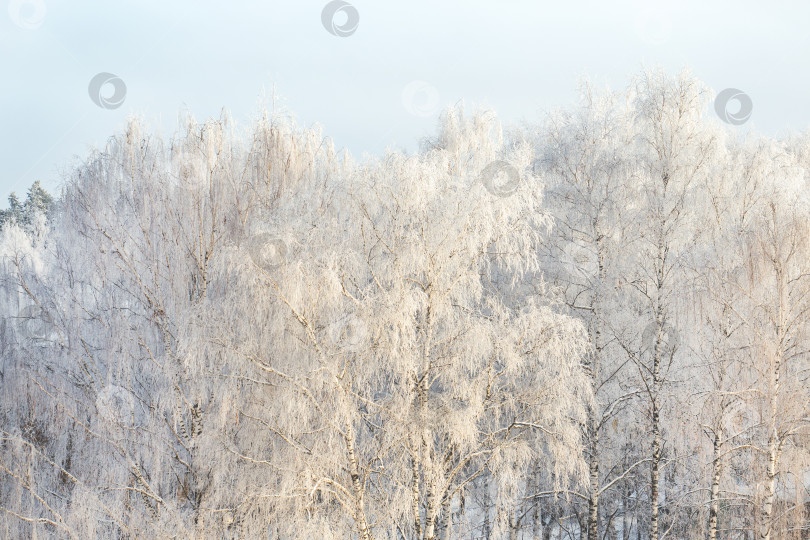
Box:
<box><xmin>708</xmin><ymin>431</ymin><xmax>721</xmax><ymax>540</ymax></box>
<box><xmin>587</xmin><ymin>420</ymin><xmax>600</xmax><ymax>540</ymax></box>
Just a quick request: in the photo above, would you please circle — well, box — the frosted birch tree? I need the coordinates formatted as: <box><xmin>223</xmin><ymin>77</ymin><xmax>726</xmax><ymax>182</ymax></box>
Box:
<box><xmin>731</xmin><ymin>143</ymin><xmax>810</xmax><ymax>540</ymax></box>
<box><xmin>194</xmin><ymin>106</ymin><xmax>592</xmax><ymax>539</ymax></box>
<box><xmin>537</xmin><ymin>83</ymin><xmax>642</xmax><ymax>540</ymax></box>
<box><xmin>615</xmin><ymin>70</ymin><xmax>719</xmax><ymax>540</ymax></box>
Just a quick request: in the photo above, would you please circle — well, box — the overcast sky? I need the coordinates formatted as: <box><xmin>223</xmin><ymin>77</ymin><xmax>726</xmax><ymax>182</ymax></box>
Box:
<box><xmin>1</xmin><ymin>0</ymin><xmax>809</xmax><ymax>202</ymax></box>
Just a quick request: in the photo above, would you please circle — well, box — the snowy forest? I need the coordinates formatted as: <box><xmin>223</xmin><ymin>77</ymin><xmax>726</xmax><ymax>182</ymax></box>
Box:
<box><xmin>2</xmin><ymin>69</ymin><xmax>810</xmax><ymax>539</ymax></box>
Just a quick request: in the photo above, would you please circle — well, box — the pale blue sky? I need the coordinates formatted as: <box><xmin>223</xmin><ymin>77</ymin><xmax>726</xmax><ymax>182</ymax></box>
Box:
<box><xmin>2</xmin><ymin>0</ymin><xmax>809</xmax><ymax>202</ymax></box>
